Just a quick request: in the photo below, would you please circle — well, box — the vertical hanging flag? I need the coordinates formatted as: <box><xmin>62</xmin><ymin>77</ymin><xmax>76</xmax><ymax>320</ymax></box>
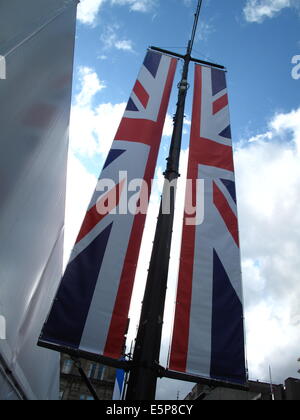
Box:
<box><xmin>169</xmin><ymin>64</ymin><xmax>246</xmax><ymax>384</ymax></box>
<box><xmin>112</xmin><ymin>367</ymin><xmax>126</xmax><ymax>400</ymax></box>
<box><xmin>39</xmin><ymin>51</ymin><xmax>177</xmax><ymax>360</ymax></box>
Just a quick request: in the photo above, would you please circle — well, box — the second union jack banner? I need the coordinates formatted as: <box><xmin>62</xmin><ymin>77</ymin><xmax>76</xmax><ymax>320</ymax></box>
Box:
<box><xmin>39</xmin><ymin>51</ymin><xmax>177</xmax><ymax>360</ymax></box>
<box><xmin>169</xmin><ymin>64</ymin><xmax>246</xmax><ymax>384</ymax></box>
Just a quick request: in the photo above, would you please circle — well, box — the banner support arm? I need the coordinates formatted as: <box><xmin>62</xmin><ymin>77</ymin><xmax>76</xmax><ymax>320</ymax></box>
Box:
<box><xmin>149</xmin><ymin>46</ymin><xmax>226</xmax><ymax>70</ymax></box>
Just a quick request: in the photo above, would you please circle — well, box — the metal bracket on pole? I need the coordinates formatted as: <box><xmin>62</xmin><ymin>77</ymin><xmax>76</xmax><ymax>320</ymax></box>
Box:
<box><xmin>147</xmin><ymin>362</ymin><xmax>249</xmax><ymax>391</ymax></box>
<box><xmin>38</xmin><ymin>340</ymin><xmax>131</xmax><ymax>371</ymax></box>
<box><xmin>149</xmin><ymin>46</ymin><xmax>226</xmax><ymax>71</ymax></box>
<box><xmin>162</xmin><ymin>369</ymin><xmax>249</xmax><ymax>392</ymax></box>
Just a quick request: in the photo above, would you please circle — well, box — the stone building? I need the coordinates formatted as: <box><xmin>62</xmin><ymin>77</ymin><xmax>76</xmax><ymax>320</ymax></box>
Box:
<box><xmin>60</xmin><ymin>354</ymin><xmax>116</xmax><ymax>400</ymax></box>
<box><xmin>185</xmin><ymin>377</ymin><xmax>300</xmax><ymax>400</ymax></box>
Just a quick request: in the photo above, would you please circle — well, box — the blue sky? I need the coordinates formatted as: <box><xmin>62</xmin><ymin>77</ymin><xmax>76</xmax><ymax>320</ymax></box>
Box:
<box><xmin>65</xmin><ymin>0</ymin><xmax>300</xmax><ymax>399</ymax></box>
<box><xmin>72</xmin><ymin>0</ymin><xmax>299</xmax><ymax>153</ymax></box>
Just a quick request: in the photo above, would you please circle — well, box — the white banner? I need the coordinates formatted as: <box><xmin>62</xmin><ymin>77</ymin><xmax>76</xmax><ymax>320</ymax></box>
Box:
<box><xmin>0</xmin><ymin>0</ymin><xmax>77</xmax><ymax>400</ymax></box>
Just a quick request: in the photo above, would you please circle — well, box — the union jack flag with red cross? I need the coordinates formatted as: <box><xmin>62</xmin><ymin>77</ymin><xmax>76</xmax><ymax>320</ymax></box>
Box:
<box><xmin>39</xmin><ymin>51</ymin><xmax>177</xmax><ymax>360</ymax></box>
<box><xmin>169</xmin><ymin>64</ymin><xmax>246</xmax><ymax>385</ymax></box>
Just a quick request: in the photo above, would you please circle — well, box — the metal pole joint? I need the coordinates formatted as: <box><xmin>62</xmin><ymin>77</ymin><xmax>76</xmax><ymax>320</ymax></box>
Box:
<box><xmin>178</xmin><ymin>79</ymin><xmax>189</xmax><ymax>92</ymax></box>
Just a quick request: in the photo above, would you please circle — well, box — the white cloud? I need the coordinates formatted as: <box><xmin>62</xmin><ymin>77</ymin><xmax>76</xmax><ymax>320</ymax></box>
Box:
<box><xmin>182</xmin><ymin>0</ymin><xmax>193</xmax><ymax>6</ymax></box>
<box><xmin>69</xmin><ymin>66</ymin><xmax>126</xmax><ymax>158</ymax></box>
<box><xmin>243</xmin><ymin>0</ymin><xmax>300</xmax><ymax>23</ymax></box>
<box><xmin>93</xmin><ymin>101</ymin><xmax>127</xmax><ymax>157</ymax></box>
<box><xmin>65</xmin><ymin>67</ymin><xmax>127</xmax><ymax>264</ymax></box>
<box><xmin>163</xmin><ymin>114</ymin><xmax>192</xmax><ymax>138</ymax></box>
<box><xmin>235</xmin><ymin>107</ymin><xmax>300</xmax><ymax>383</ymax></box>
<box><xmin>77</xmin><ymin>0</ymin><xmax>106</xmax><ymax>25</ymax></box>
<box><xmin>245</xmin><ymin>300</ymin><xmax>300</xmax><ymax>381</ymax></box>
<box><xmin>64</xmin><ymin>154</ymin><xmax>97</xmax><ymax>267</ymax></box>
<box><xmin>115</xmin><ymin>39</ymin><xmax>134</xmax><ymax>51</ymax></box>
<box><xmin>162</xmin><ymin>114</ymin><xmax>174</xmax><ymax>137</ymax></box>
<box><xmin>75</xmin><ymin>66</ymin><xmax>106</xmax><ymax>107</ymax></box>
<box><xmin>77</xmin><ymin>0</ymin><xmax>156</xmax><ymax>26</ymax></box>
<box><xmin>101</xmin><ymin>25</ymin><xmax>135</xmax><ymax>52</ymax></box>
<box><xmin>101</xmin><ymin>25</ymin><xmax>118</xmax><ymax>50</ymax></box>
<box><xmin>110</xmin><ymin>0</ymin><xmax>156</xmax><ymax>12</ymax></box>
<box><xmin>197</xmin><ymin>20</ymin><xmax>215</xmax><ymax>42</ymax></box>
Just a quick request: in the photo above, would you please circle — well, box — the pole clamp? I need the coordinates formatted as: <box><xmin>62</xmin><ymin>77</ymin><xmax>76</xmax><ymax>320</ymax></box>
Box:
<box><xmin>178</xmin><ymin>79</ymin><xmax>189</xmax><ymax>92</ymax></box>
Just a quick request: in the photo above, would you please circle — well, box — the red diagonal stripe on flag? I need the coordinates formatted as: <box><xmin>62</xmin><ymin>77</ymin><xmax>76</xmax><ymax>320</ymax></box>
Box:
<box><xmin>76</xmin><ymin>179</ymin><xmax>126</xmax><ymax>244</ymax></box>
<box><xmin>133</xmin><ymin>80</ymin><xmax>150</xmax><ymax>109</ymax></box>
<box><xmin>212</xmin><ymin>93</ymin><xmax>228</xmax><ymax>115</ymax></box>
<box><xmin>213</xmin><ymin>181</ymin><xmax>239</xmax><ymax>247</ymax></box>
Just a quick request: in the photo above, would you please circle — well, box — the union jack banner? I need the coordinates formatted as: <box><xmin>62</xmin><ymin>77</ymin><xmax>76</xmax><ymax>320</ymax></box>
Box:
<box><xmin>169</xmin><ymin>64</ymin><xmax>246</xmax><ymax>384</ymax></box>
<box><xmin>39</xmin><ymin>51</ymin><xmax>177</xmax><ymax>360</ymax></box>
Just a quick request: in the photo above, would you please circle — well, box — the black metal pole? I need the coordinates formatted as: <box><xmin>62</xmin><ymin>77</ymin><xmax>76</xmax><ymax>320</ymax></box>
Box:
<box><xmin>73</xmin><ymin>359</ymin><xmax>100</xmax><ymax>401</ymax></box>
<box><xmin>125</xmin><ymin>0</ymin><xmax>203</xmax><ymax>401</ymax></box>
